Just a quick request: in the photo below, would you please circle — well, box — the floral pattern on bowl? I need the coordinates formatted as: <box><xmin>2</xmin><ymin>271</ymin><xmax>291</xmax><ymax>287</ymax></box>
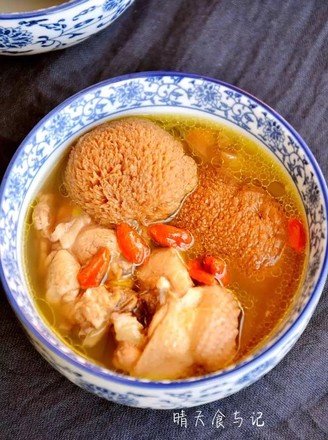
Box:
<box><xmin>0</xmin><ymin>72</ymin><xmax>327</xmax><ymax>408</ymax></box>
<box><xmin>0</xmin><ymin>0</ymin><xmax>134</xmax><ymax>55</ymax></box>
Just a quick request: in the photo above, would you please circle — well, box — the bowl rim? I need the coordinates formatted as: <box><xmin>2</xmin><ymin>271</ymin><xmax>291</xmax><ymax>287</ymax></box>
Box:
<box><xmin>0</xmin><ymin>0</ymin><xmax>92</xmax><ymax>19</ymax></box>
<box><xmin>1</xmin><ymin>71</ymin><xmax>328</xmax><ymax>389</ymax></box>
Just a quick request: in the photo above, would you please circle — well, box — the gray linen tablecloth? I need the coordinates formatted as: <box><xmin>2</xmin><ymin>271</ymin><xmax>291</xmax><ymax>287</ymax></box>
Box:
<box><xmin>0</xmin><ymin>1</ymin><xmax>327</xmax><ymax>439</ymax></box>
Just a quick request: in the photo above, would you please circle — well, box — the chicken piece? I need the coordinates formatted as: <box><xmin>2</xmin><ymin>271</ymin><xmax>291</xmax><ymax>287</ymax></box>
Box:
<box><xmin>50</xmin><ymin>213</ymin><xmax>91</xmax><ymax>249</ymax></box>
<box><xmin>32</xmin><ymin>194</ymin><xmax>55</xmax><ymax>238</ymax></box>
<box><xmin>133</xmin><ymin>285</ymin><xmax>240</xmax><ymax>380</ymax></box>
<box><xmin>70</xmin><ymin>286</ymin><xmax>138</xmax><ymax>336</ymax></box>
<box><xmin>70</xmin><ymin>285</ymin><xmax>120</xmax><ymax>335</ymax></box>
<box><xmin>133</xmin><ymin>288</ymin><xmax>202</xmax><ymax>380</ymax></box>
<box><xmin>45</xmin><ymin>250</ymin><xmax>57</xmax><ymax>267</ymax></box>
<box><xmin>112</xmin><ymin>312</ymin><xmax>145</xmax><ymax>346</ymax></box>
<box><xmin>113</xmin><ymin>342</ymin><xmax>143</xmax><ymax>373</ymax></box>
<box><xmin>112</xmin><ymin>312</ymin><xmax>145</xmax><ymax>373</ymax></box>
<box><xmin>65</xmin><ymin>117</ymin><xmax>198</xmax><ymax>225</ymax></box>
<box><xmin>137</xmin><ymin>248</ymin><xmax>193</xmax><ymax>296</ymax></box>
<box><xmin>191</xmin><ymin>286</ymin><xmax>240</xmax><ymax>370</ymax></box>
<box><xmin>72</xmin><ymin>225</ymin><xmax>120</xmax><ymax>264</ymax></box>
<box><xmin>173</xmin><ymin>165</ymin><xmax>287</xmax><ymax>273</ymax></box>
<box><xmin>37</xmin><ymin>236</ymin><xmax>52</xmax><ymax>275</ymax></box>
<box><xmin>146</xmin><ymin>298</ymin><xmax>170</xmax><ymax>339</ymax></box>
<box><xmin>72</xmin><ymin>225</ymin><xmax>134</xmax><ymax>282</ymax></box>
<box><xmin>46</xmin><ymin>249</ymin><xmax>80</xmax><ymax>305</ymax></box>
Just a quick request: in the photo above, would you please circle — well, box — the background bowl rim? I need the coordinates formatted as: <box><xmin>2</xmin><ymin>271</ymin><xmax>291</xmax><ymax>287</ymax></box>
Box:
<box><xmin>1</xmin><ymin>70</ymin><xmax>327</xmax><ymax>389</ymax></box>
<box><xmin>0</xmin><ymin>0</ymin><xmax>92</xmax><ymax>19</ymax></box>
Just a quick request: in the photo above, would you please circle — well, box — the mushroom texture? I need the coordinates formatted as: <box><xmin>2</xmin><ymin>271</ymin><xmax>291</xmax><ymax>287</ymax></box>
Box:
<box><xmin>173</xmin><ymin>165</ymin><xmax>287</xmax><ymax>273</ymax></box>
<box><xmin>65</xmin><ymin>117</ymin><xmax>198</xmax><ymax>225</ymax></box>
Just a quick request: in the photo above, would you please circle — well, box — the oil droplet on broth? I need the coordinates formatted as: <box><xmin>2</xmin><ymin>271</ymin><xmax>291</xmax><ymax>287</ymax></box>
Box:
<box><xmin>220</xmin><ymin>151</ymin><xmax>241</xmax><ymax>170</ymax></box>
<box><xmin>267</xmin><ymin>181</ymin><xmax>286</xmax><ymax>198</ymax></box>
<box><xmin>211</xmin><ymin>154</ymin><xmax>223</xmax><ymax>167</ymax></box>
<box><xmin>270</xmin><ymin>266</ymin><xmax>283</xmax><ymax>278</ymax></box>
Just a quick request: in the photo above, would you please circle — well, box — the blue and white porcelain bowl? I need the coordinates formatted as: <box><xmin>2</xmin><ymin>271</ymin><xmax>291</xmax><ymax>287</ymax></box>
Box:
<box><xmin>0</xmin><ymin>72</ymin><xmax>327</xmax><ymax>409</ymax></box>
<box><xmin>0</xmin><ymin>0</ymin><xmax>134</xmax><ymax>55</ymax></box>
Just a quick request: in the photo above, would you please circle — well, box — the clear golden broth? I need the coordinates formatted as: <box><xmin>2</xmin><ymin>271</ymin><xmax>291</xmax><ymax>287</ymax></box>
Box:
<box><xmin>24</xmin><ymin>115</ymin><xmax>308</xmax><ymax>373</ymax></box>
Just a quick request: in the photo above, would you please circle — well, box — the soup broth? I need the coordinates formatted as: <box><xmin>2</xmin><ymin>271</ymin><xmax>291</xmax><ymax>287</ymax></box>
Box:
<box><xmin>0</xmin><ymin>0</ymin><xmax>68</xmax><ymax>13</ymax></box>
<box><xmin>24</xmin><ymin>115</ymin><xmax>308</xmax><ymax>377</ymax></box>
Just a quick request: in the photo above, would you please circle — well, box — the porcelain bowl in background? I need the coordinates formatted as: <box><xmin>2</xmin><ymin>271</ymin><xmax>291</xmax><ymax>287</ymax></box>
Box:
<box><xmin>0</xmin><ymin>0</ymin><xmax>134</xmax><ymax>55</ymax></box>
<box><xmin>0</xmin><ymin>72</ymin><xmax>327</xmax><ymax>408</ymax></box>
